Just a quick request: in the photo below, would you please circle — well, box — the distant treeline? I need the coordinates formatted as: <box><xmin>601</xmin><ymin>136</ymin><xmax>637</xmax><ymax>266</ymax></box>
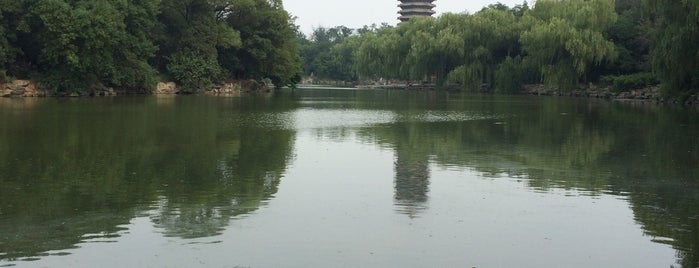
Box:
<box><xmin>0</xmin><ymin>0</ymin><xmax>302</xmax><ymax>93</ymax></box>
<box><xmin>298</xmin><ymin>0</ymin><xmax>699</xmax><ymax>97</ymax></box>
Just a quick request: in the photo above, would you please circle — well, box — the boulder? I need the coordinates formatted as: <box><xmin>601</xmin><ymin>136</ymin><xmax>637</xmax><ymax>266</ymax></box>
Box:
<box><xmin>156</xmin><ymin>82</ymin><xmax>178</xmax><ymax>94</ymax></box>
<box><xmin>24</xmin><ymin>82</ymin><xmax>36</xmax><ymax>93</ymax></box>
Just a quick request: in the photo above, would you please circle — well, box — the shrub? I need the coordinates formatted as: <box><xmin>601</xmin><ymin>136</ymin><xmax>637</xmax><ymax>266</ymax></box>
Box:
<box><xmin>601</xmin><ymin>73</ymin><xmax>659</xmax><ymax>92</ymax></box>
<box><xmin>166</xmin><ymin>50</ymin><xmax>222</xmax><ymax>93</ymax></box>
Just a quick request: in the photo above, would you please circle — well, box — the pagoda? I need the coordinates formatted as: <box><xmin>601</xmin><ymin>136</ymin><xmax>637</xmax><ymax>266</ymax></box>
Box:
<box><xmin>398</xmin><ymin>0</ymin><xmax>436</xmax><ymax>22</ymax></box>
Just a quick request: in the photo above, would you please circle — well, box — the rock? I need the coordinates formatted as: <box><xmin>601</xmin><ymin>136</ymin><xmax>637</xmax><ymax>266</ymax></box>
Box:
<box><xmin>0</xmin><ymin>80</ymin><xmax>46</xmax><ymax>97</ymax></box>
<box><xmin>219</xmin><ymin>82</ymin><xmax>241</xmax><ymax>93</ymax></box>
<box><xmin>219</xmin><ymin>83</ymin><xmax>244</xmax><ymax>95</ymax></box>
<box><xmin>156</xmin><ymin>82</ymin><xmax>178</xmax><ymax>94</ymax></box>
<box><xmin>204</xmin><ymin>82</ymin><xmax>242</xmax><ymax>95</ymax></box>
<box><xmin>24</xmin><ymin>82</ymin><xmax>36</xmax><ymax>93</ymax></box>
<box><xmin>11</xmin><ymin>87</ymin><xmax>25</xmax><ymax>96</ymax></box>
<box><xmin>11</xmin><ymin>80</ymin><xmax>30</xmax><ymax>88</ymax></box>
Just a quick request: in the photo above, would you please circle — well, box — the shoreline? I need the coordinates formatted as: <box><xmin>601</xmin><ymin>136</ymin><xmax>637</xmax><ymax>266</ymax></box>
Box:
<box><xmin>520</xmin><ymin>84</ymin><xmax>699</xmax><ymax>106</ymax></box>
<box><xmin>1</xmin><ymin>79</ymin><xmax>271</xmax><ymax>98</ymax></box>
<box><xmin>3</xmin><ymin>79</ymin><xmax>698</xmax><ymax>106</ymax></box>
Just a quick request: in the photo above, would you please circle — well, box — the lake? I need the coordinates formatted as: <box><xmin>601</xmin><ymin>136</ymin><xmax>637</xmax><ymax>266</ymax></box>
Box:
<box><xmin>1</xmin><ymin>88</ymin><xmax>698</xmax><ymax>268</ymax></box>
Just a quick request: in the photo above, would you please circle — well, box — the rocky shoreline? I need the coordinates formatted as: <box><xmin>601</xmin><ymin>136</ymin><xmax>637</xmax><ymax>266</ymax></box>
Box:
<box><xmin>522</xmin><ymin>84</ymin><xmax>699</xmax><ymax>105</ymax></box>
<box><xmin>1</xmin><ymin>79</ymin><xmax>270</xmax><ymax>98</ymax></box>
<box><xmin>3</xmin><ymin>79</ymin><xmax>698</xmax><ymax>105</ymax></box>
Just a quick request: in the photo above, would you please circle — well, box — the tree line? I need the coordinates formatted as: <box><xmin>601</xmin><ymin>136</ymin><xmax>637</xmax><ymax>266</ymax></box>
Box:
<box><xmin>299</xmin><ymin>0</ymin><xmax>699</xmax><ymax>97</ymax></box>
<box><xmin>0</xmin><ymin>0</ymin><xmax>302</xmax><ymax>93</ymax></box>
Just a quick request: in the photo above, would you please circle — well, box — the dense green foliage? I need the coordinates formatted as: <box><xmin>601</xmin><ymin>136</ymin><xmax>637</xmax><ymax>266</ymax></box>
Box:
<box><xmin>0</xmin><ymin>0</ymin><xmax>302</xmax><ymax>93</ymax></box>
<box><xmin>2</xmin><ymin>0</ymin><xmax>696</xmax><ymax>95</ymax></box>
<box><xmin>298</xmin><ymin>25</ymin><xmax>359</xmax><ymax>82</ymax></box>
<box><xmin>521</xmin><ymin>0</ymin><xmax>617</xmax><ymax>89</ymax></box>
<box><xmin>601</xmin><ymin>72</ymin><xmax>658</xmax><ymax>92</ymax></box>
<box><xmin>644</xmin><ymin>0</ymin><xmax>699</xmax><ymax>96</ymax></box>
<box><xmin>299</xmin><ymin>0</ymin><xmax>696</xmax><ymax>96</ymax></box>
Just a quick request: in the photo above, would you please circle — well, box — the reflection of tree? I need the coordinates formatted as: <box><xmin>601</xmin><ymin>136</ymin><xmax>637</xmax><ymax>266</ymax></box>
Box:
<box><xmin>134</xmin><ymin>97</ymin><xmax>296</xmax><ymax>238</ymax></box>
<box><xmin>628</xmin><ymin>186</ymin><xmax>699</xmax><ymax>268</ymax></box>
<box><xmin>150</xmin><ymin>124</ymin><xmax>295</xmax><ymax>238</ymax></box>
<box><xmin>0</xmin><ymin>96</ymin><xmax>297</xmax><ymax>260</ymax></box>
<box><xmin>603</xmin><ymin>106</ymin><xmax>699</xmax><ymax>268</ymax></box>
<box><xmin>356</xmin><ymin>93</ymin><xmax>699</xmax><ymax>267</ymax></box>
<box><xmin>0</xmin><ymin>99</ymin><xmax>158</xmax><ymax>261</ymax></box>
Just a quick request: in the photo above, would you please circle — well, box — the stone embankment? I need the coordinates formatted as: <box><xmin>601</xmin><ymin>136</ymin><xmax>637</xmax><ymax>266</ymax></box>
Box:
<box><xmin>1</xmin><ymin>79</ymin><xmax>268</xmax><ymax>97</ymax></box>
<box><xmin>1</xmin><ymin>80</ymin><xmax>45</xmax><ymax>97</ymax></box>
<box><xmin>2</xmin><ymin>80</ymin><xmax>118</xmax><ymax>97</ymax></box>
<box><xmin>522</xmin><ymin>84</ymin><xmax>699</xmax><ymax>105</ymax></box>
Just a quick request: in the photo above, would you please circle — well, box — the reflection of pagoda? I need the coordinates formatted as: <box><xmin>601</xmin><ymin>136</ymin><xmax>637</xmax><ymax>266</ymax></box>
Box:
<box><xmin>394</xmin><ymin>155</ymin><xmax>430</xmax><ymax>218</ymax></box>
<box><xmin>398</xmin><ymin>0</ymin><xmax>436</xmax><ymax>22</ymax></box>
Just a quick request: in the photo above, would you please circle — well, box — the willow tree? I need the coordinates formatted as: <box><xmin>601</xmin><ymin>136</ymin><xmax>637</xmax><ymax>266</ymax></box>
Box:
<box><xmin>356</xmin><ymin>25</ymin><xmax>413</xmax><ymax>81</ymax></box>
<box><xmin>447</xmin><ymin>8</ymin><xmax>521</xmax><ymax>90</ymax></box>
<box><xmin>405</xmin><ymin>13</ymin><xmax>465</xmax><ymax>86</ymax></box>
<box><xmin>520</xmin><ymin>0</ymin><xmax>617</xmax><ymax>90</ymax></box>
<box><xmin>355</xmin><ymin>32</ymin><xmax>380</xmax><ymax>80</ymax></box>
<box><xmin>644</xmin><ymin>0</ymin><xmax>699</xmax><ymax>96</ymax></box>
<box><xmin>357</xmin><ymin>17</ymin><xmax>465</xmax><ymax>85</ymax></box>
<box><xmin>325</xmin><ymin>35</ymin><xmax>362</xmax><ymax>81</ymax></box>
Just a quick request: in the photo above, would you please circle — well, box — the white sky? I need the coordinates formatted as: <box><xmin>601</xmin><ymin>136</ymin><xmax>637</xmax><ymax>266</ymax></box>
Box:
<box><xmin>284</xmin><ymin>0</ymin><xmax>529</xmax><ymax>35</ymax></box>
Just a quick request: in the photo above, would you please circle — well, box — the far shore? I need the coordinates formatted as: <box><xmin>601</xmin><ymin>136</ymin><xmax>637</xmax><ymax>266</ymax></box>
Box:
<box><xmin>3</xmin><ymin>79</ymin><xmax>698</xmax><ymax>106</ymax></box>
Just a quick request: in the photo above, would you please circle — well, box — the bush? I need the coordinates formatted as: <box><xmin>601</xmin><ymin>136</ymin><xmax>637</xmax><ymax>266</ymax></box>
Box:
<box><xmin>166</xmin><ymin>50</ymin><xmax>222</xmax><ymax>93</ymax></box>
<box><xmin>601</xmin><ymin>73</ymin><xmax>658</xmax><ymax>92</ymax></box>
<box><xmin>494</xmin><ymin>56</ymin><xmax>540</xmax><ymax>93</ymax></box>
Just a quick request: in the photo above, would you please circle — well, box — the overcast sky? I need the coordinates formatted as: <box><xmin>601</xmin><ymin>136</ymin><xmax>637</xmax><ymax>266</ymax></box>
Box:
<box><xmin>284</xmin><ymin>0</ymin><xmax>529</xmax><ymax>35</ymax></box>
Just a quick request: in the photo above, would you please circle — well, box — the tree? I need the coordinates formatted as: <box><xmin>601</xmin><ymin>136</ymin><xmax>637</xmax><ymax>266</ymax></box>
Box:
<box><xmin>24</xmin><ymin>0</ymin><xmax>161</xmax><ymax>93</ymax></box>
<box><xmin>520</xmin><ymin>0</ymin><xmax>618</xmax><ymax>90</ymax></box>
<box><xmin>301</xmin><ymin>26</ymin><xmax>357</xmax><ymax>80</ymax></box>
<box><xmin>447</xmin><ymin>9</ymin><xmax>521</xmax><ymax>90</ymax></box>
<box><xmin>156</xmin><ymin>0</ymin><xmax>241</xmax><ymax>92</ymax></box>
<box><xmin>644</xmin><ymin>0</ymin><xmax>699</xmax><ymax>96</ymax></box>
<box><xmin>404</xmin><ymin>16</ymin><xmax>463</xmax><ymax>85</ymax></box>
<box><xmin>606</xmin><ymin>0</ymin><xmax>651</xmax><ymax>75</ymax></box>
<box><xmin>221</xmin><ymin>0</ymin><xmax>302</xmax><ymax>88</ymax></box>
<box><xmin>0</xmin><ymin>0</ymin><xmax>24</xmax><ymax>80</ymax></box>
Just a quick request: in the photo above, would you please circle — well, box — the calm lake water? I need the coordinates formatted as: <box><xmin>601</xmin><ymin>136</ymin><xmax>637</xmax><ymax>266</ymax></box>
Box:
<box><xmin>1</xmin><ymin>88</ymin><xmax>698</xmax><ymax>267</ymax></box>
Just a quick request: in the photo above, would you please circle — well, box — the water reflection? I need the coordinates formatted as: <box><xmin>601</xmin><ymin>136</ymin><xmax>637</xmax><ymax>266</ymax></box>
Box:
<box><xmin>298</xmin><ymin>89</ymin><xmax>698</xmax><ymax>267</ymax></box>
<box><xmin>394</xmin><ymin>156</ymin><xmax>430</xmax><ymax>217</ymax></box>
<box><xmin>385</xmin><ymin>122</ymin><xmax>434</xmax><ymax>217</ymax></box>
<box><xmin>346</xmin><ymin>93</ymin><xmax>698</xmax><ymax>267</ymax></box>
<box><xmin>0</xmin><ymin>96</ymin><xmax>297</xmax><ymax>260</ymax></box>
<box><xmin>1</xmin><ymin>90</ymin><xmax>698</xmax><ymax>267</ymax></box>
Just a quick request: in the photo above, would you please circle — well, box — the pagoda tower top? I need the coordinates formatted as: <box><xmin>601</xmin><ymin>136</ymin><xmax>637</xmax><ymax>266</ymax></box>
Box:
<box><xmin>398</xmin><ymin>0</ymin><xmax>436</xmax><ymax>22</ymax></box>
